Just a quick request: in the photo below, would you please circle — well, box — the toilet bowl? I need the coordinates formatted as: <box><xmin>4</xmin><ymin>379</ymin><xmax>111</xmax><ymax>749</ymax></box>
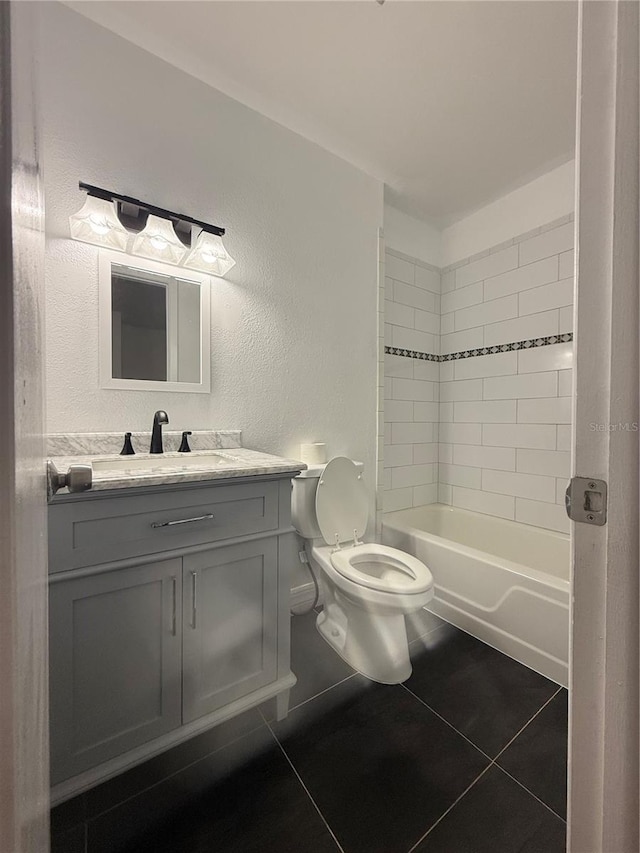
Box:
<box><xmin>291</xmin><ymin>457</ymin><xmax>434</xmax><ymax>684</ymax></box>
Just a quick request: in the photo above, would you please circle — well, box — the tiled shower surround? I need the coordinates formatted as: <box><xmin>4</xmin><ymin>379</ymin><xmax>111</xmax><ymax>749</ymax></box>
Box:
<box><xmin>383</xmin><ymin>216</ymin><xmax>574</xmax><ymax>534</ymax></box>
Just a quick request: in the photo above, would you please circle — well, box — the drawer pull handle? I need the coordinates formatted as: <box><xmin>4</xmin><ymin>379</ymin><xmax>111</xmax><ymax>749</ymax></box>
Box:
<box><xmin>151</xmin><ymin>513</ymin><xmax>214</xmax><ymax>529</ymax></box>
<box><xmin>191</xmin><ymin>571</ymin><xmax>197</xmax><ymax>630</ymax></box>
<box><xmin>170</xmin><ymin>576</ymin><xmax>177</xmax><ymax>636</ymax></box>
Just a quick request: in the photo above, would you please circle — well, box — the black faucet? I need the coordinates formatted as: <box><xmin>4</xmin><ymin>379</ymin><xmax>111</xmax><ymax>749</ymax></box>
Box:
<box><xmin>150</xmin><ymin>411</ymin><xmax>169</xmax><ymax>454</ymax></box>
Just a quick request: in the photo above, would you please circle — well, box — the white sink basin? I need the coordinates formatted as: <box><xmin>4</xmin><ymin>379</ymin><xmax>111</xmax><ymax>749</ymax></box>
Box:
<box><xmin>92</xmin><ymin>453</ymin><xmax>243</xmax><ymax>473</ymax></box>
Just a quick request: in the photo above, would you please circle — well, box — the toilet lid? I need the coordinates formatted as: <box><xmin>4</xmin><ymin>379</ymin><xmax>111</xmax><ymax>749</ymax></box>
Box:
<box><xmin>315</xmin><ymin>457</ymin><xmax>369</xmax><ymax>546</ymax></box>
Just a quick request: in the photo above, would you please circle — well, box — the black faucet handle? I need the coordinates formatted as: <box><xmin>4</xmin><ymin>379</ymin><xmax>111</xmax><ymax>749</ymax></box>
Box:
<box><xmin>178</xmin><ymin>431</ymin><xmax>192</xmax><ymax>453</ymax></box>
<box><xmin>120</xmin><ymin>432</ymin><xmax>135</xmax><ymax>456</ymax></box>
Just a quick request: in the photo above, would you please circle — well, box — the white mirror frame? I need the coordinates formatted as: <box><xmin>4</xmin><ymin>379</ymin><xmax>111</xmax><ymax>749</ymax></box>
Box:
<box><xmin>98</xmin><ymin>250</ymin><xmax>211</xmax><ymax>393</ymax></box>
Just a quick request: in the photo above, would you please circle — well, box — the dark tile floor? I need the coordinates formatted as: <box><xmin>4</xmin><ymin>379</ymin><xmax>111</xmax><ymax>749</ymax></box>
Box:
<box><xmin>51</xmin><ymin>609</ymin><xmax>567</xmax><ymax>853</ymax></box>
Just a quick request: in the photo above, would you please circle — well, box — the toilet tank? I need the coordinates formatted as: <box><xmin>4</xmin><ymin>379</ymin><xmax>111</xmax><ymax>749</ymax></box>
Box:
<box><xmin>291</xmin><ymin>461</ymin><xmax>364</xmax><ymax>540</ymax></box>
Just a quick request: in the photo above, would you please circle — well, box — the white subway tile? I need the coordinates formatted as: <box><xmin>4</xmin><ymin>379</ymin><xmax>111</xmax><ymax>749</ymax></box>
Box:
<box><xmin>483</xmin><ymin>256</ymin><xmax>558</xmax><ymax>302</ymax></box>
<box><xmin>440</xmin><ymin>379</ymin><xmax>483</xmax><ymax>402</ymax></box>
<box><xmin>455</xmin><ymin>295</ymin><xmax>518</xmax><ymax>331</ymax></box>
<box><xmin>383</xmin><ymin>487</ymin><xmax>413</xmax><ymax>512</ymax></box>
<box><xmin>441</xmin><ymin>327</ymin><xmax>484</xmax><ymax>354</ymax></box>
<box><xmin>452</xmin><ymin>486</ymin><xmax>515</xmax><ymax>520</ymax></box>
<box><xmin>438</xmin><ymin>483</ymin><xmax>453</xmax><ymax>504</ymax></box>
<box><xmin>557</xmin><ymin>425</ymin><xmax>571</xmax><ymax>451</ymax></box>
<box><xmin>415</xmin><ymin>309</ymin><xmax>440</xmax><ymax>335</ymax></box>
<box><xmin>441</xmin><ymin>282</ymin><xmax>483</xmax><ymax>315</ymax></box>
<box><xmin>518</xmin><ymin>341</ymin><xmax>573</xmax><ymax>373</ymax></box>
<box><xmin>414</xmin><ymin>443</ymin><xmax>438</xmax><ymax>464</ymax></box>
<box><xmin>393</xmin><ymin>281</ymin><xmax>436</xmax><ymax>312</ymax></box>
<box><xmin>454</xmin><ymin>351</ymin><xmax>517</xmax><ymax>380</ymax></box>
<box><xmin>441</xmin><ymin>270</ymin><xmax>455</xmax><ymax>293</ymax></box>
<box><xmin>517</xmin><ymin>449</ymin><xmax>571</xmax><ymax>478</ymax></box>
<box><xmin>518</xmin><ymin>397</ymin><xmax>572</xmax><ymax>424</ymax></box>
<box><xmin>559</xmin><ymin>250</ymin><xmax>574</xmax><ymax>280</ymax></box>
<box><xmin>384</xmin><ymin>379</ymin><xmax>394</xmax><ymax>400</ymax></box>
<box><xmin>518</xmin><ymin>277</ymin><xmax>573</xmax><ymax>316</ymax></box>
<box><xmin>413</xmin><ymin>483</ymin><xmax>438</xmax><ymax>505</ymax></box>
<box><xmin>386</xmin><ymin>254</ymin><xmax>414</xmax><ymax>285</ymax></box>
<box><xmin>439</xmin><ymin>443</ymin><xmax>453</xmax><ymax>463</ymax></box>
<box><xmin>558</xmin><ymin>369</ymin><xmax>572</xmax><ymax>397</ymax></box>
<box><xmin>384</xmin><ymin>400</ymin><xmax>413</xmax><ymax>423</ymax></box>
<box><xmin>455</xmin><ymin>246</ymin><xmax>519</xmax><ymax>289</ymax></box>
<box><xmin>385</xmin><ymin>354</ymin><xmax>413</xmax><ymax>379</ymax></box>
<box><xmin>482</xmin><ymin>469</ymin><xmax>556</xmax><ymax>502</ymax></box>
<box><xmin>454</xmin><ymin>400</ymin><xmax>517</xmax><ymax>423</ymax></box>
<box><xmin>385</xmin><ymin>299</ymin><xmax>414</xmax><ymax>328</ymax></box>
<box><xmin>384</xmin><ymin>276</ymin><xmax>394</xmax><ymax>298</ymax></box>
<box><xmin>441</xmin><ymin>313</ymin><xmax>455</xmax><ymax>334</ymax></box>
<box><xmin>414</xmin><ymin>401</ymin><xmax>440</xmax><ymax>422</ymax></box>
<box><xmin>556</xmin><ymin>478</ymin><xmax>568</xmax><ymax>504</ymax></box>
<box><xmin>483</xmin><ymin>371</ymin><xmax>557</xmax><ymax>400</ymax></box>
<box><xmin>484</xmin><ymin>310</ymin><xmax>559</xmax><ymax>347</ymax></box>
<box><xmin>391</xmin><ymin>422</ymin><xmax>433</xmax><ymax>444</ymax></box>
<box><xmin>392</xmin><ymin>464</ymin><xmax>436</xmax><ymax>489</ymax></box>
<box><xmin>559</xmin><ymin>305</ymin><xmax>573</xmax><ymax>333</ymax></box>
<box><xmin>519</xmin><ymin>222</ymin><xmax>574</xmax><ymax>265</ymax></box>
<box><xmin>440</xmin><ymin>463</ymin><xmax>482</xmax><ymax>489</ymax></box>
<box><xmin>392</xmin><ymin>326</ymin><xmax>437</xmax><ymax>354</ymax></box>
<box><xmin>440</xmin><ymin>362</ymin><xmax>454</xmax><ymax>381</ymax></box>
<box><xmin>414</xmin><ymin>266</ymin><xmax>440</xmax><ymax>293</ymax></box>
<box><xmin>383</xmin><ymin>467</ymin><xmax>392</xmax><ymax>491</ymax></box>
<box><xmin>439</xmin><ymin>402</ymin><xmax>454</xmax><ymax>423</ymax></box>
<box><xmin>483</xmin><ymin>423</ymin><xmax>557</xmax><ymax>449</ymax></box>
<box><xmin>515</xmin><ymin>498</ymin><xmax>569</xmax><ymax>534</ymax></box>
<box><xmin>385</xmin><ymin>444</ymin><xmax>414</xmax><ymax>468</ymax></box>
<box><xmin>392</xmin><ymin>378</ymin><xmax>435</xmax><ymax>401</ymax></box>
<box><xmin>413</xmin><ymin>360</ymin><xmax>440</xmax><ymax>382</ymax></box>
<box><xmin>453</xmin><ymin>444</ymin><xmax>516</xmax><ymax>471</ymax></box>
<box><xmin>439</xmin><ymin>423</ymin><xmax>483</xmax><ymax>445</ymax></box>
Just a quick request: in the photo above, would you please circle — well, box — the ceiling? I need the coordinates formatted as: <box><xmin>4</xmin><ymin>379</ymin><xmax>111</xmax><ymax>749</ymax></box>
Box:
<box><xmin>67</xmin><ymin>0</ymin><xmax>579</xmax><ymax>227</ymax></box>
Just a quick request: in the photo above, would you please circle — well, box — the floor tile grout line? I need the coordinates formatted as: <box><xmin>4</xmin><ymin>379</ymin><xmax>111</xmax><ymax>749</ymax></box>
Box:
<box><xmin>400</xmin><ymin>684</ymin><xmax>494</xmax><ymax>762</ymax></box>
<box><xmin>289</xmin><ymin>673</ymin><xmax>358</xmax><ymax>714</ymax></box>
<box><xmin>492</xmin><ymin>763</ymin><xmax>566</xmax><ymax>824</ymax></box>
<box><xmin>492</xmin><ymin>685</ymin><xmax>564</xmax><ymax>764</ymax></box>
<box><xmin>81</xmin><ymin>720</ymin><xmax>269</xmax><ymax>823</ymax></box>
<box><xmin>405</xmin><ymin>764</ymin><xmax>494</xmax><ymax>853</ymax></box>
<box><xmin>264</xmin><ymin>721</ymin><xmax>347</xmax><ymax>853</ymax></box>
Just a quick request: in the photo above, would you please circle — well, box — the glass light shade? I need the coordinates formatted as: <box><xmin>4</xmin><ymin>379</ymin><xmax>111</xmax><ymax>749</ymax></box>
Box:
<box><xmin>184</xmin><ymin>230</ymin><xmax>236</xmax><ymax>277</ymax></box>
<box><xmin>131</xmin><ymin>214</ymin><xmax>187</xmax><ymax>265</ymax></box>
<box><xmin>69</xmin><ymin>196</ymin><xmax>129</xmax><ymax>251</ymax></box>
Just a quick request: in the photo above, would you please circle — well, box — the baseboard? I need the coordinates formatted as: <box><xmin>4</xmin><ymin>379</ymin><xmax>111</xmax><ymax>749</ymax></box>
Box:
<box><xmin>290</xmin><ymin>581</ymin><xmax>321</xmax><ymax>611</ymax></box>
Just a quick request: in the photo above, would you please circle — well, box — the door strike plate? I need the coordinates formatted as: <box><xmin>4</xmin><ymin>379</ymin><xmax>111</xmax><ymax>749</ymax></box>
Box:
<box><xmin>565</xmin><ymin>476</ymin><xmax>607</xmax><ymax>525</ymax></box>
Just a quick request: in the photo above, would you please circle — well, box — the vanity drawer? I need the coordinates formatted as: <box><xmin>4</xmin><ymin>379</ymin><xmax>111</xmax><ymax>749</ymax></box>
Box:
<box><xmin>49</xmin><ymin>480</ymin><xmax>280</xmax><ymax>572</ymax></box>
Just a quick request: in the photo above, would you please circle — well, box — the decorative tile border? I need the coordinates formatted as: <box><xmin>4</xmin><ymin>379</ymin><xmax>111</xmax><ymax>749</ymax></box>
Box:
<box><xmin>385</xmin><ymin>332</ymin><xmax>573</xmax><ymax>363</ymax></box>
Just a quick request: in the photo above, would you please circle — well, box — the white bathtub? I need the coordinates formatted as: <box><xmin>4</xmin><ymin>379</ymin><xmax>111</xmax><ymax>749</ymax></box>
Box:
<box><xmin>382</xmin><ymin>503</ymin><xmax>570</xmax><ymax>686</ymax></box>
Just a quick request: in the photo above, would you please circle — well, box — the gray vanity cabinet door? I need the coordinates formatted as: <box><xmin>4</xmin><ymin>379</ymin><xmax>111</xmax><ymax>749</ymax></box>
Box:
<box><xmin>49</xmin><ymin>559</ymin><xmax>182</xmax><ymax>784</ymax></box>
<box><xmin>182</xmin><ymin>539</ymin><xmax>278</xmax><ymax>723</ymax></box>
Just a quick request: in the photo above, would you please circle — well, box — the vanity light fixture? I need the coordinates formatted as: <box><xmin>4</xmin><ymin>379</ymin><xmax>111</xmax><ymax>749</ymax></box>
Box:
<box><xmin>68</xmin><ymin>194</ymin><xmax>129</xmax><ymax>251</ymax></box>
<box><xmin>69</xmin><ymin>183</ymin><xmax>236</xmax><ymax>277</ymax></box>
<box><xmin>184</xmin><ymin>229</ymin><xmax>236</xmax><ymax>277</ymax></box>
<box><xmin>131</xmin><ymin>214</ymin><xmax>187</xmax><ymax>265</ymax></box>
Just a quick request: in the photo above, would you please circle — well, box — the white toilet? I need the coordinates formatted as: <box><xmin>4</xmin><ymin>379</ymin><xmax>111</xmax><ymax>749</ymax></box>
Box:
<box><xmin>291</xmin><ymin>456</ymin><xmax>434</xmax><ymax>684</ymax></box>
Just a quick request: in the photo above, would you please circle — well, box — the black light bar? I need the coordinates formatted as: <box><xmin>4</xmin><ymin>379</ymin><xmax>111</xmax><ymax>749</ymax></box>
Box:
<box><xmin>79</xmin><ymin>182</ymin><xmax>226</xmax><ymax>239</ymax></box>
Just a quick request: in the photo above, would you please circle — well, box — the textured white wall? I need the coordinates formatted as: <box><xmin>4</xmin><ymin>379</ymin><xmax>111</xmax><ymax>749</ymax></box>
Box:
<box><xmin>40</xmin><ymin>5</ymin><xmax>382</xmax><ymax>503</ymax></box>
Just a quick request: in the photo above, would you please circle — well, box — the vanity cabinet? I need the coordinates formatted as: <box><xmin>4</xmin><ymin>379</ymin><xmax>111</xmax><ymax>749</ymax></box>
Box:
<box><xmin>49</xmin><ymin>559</ymin><xmax>183</xmax><ymax>782</ymax></box>
<box><xmin>48</xmin><ymin>473</ymin><xmax>300</xmax><ymax>802</ymax></box>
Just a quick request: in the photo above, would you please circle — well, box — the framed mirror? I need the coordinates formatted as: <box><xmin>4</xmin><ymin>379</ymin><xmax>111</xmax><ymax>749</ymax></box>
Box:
<box><xmin>99</xmin><ymin>251</ymin><xmax>211</xmax><ymax>393</ymax></box>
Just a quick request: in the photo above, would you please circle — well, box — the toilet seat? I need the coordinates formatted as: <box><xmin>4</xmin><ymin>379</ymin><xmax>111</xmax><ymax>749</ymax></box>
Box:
<box><xmin>330</xmin><ymin>543</ymin><xmax>433</xmax><ymax>595</ymax></box>
<box><xmin>315</xmin><ymin>457</ymin><xmax>368</xmax><ymax>546</ymax></box>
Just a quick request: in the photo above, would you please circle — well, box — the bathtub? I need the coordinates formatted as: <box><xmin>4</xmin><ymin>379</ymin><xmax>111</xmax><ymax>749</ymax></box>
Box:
<box><xmin>382</xmin><ymin>504</ymin><xmax>570</xmax><ymax>686</ymax></box>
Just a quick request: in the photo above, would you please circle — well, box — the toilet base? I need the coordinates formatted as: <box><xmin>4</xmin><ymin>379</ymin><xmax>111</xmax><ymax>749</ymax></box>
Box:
<box><xmin>316</xmin><ymin>599</ymin><xmax>413</xmax><ymax>685</ymax></box>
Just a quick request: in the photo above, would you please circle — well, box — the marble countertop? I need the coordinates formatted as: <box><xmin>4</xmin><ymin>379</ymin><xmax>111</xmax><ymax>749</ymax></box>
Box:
<box><xmin>48</xmin><ymin>434</ymin><xmax>306</xmax><ymax>495</ymax></box>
